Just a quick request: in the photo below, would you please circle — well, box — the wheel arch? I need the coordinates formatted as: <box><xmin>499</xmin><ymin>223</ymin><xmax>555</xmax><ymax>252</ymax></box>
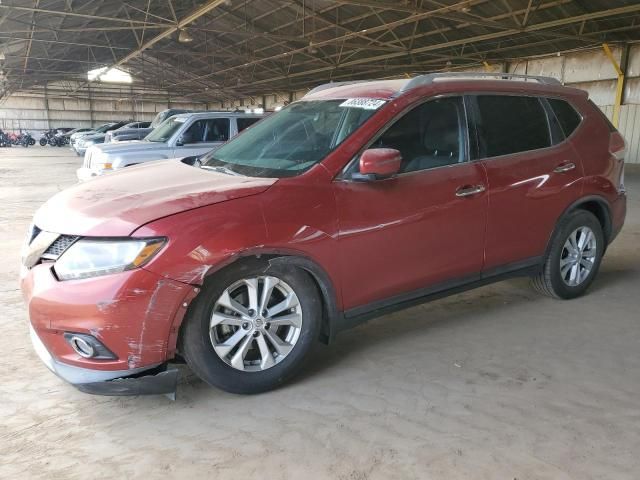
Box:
<box><xmin>545</xmin><ymin>195</ymin><xmax>612</xmax><ymax>260</ymax></box>
<box><xmin>195</xmin><ymin>251</ymin><xmax>342</xmax><ymax>345</ymax></box>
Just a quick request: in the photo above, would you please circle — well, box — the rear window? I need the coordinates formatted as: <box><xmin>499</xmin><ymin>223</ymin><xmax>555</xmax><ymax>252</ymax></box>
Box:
<box><xmin>548</xmin><ymin>98</ymin><xmax>582</xmax><ymax>138</ymax></box>
<box><xmin>475</xmin><ymin>95</ymin><xmax>551</xmax><ymax>158</ymax></box>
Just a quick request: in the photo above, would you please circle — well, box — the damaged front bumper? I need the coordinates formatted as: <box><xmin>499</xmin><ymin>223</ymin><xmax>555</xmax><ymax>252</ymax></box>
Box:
<box><xmin>30</xmin><ymin>324</ymin><xmax>179</xmax><ymax>397</ymax></box>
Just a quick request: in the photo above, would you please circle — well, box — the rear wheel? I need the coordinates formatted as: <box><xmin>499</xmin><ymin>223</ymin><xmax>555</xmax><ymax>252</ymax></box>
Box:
<box><xmin>181</xmin><ymin>259</ymin><xmax>321</xmax><ymax>394</ymax></box>
<box><xmin>532</xmin><ymin>210</ymin><xmax>604</xmax><ymax>299</ymax></box>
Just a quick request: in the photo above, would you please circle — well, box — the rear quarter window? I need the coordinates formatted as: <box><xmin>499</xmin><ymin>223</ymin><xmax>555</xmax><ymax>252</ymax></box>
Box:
<box><xmin>548</xmin><ymin>98</ymin><xmax>582</xmax><ymax>138</ymax></box>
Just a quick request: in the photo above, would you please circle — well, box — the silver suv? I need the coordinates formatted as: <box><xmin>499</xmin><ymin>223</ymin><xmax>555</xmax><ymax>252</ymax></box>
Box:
<box><xmin>77</xmin><ymin>111</ymin><xmax>264</xmax><ymax>181</ymax></box>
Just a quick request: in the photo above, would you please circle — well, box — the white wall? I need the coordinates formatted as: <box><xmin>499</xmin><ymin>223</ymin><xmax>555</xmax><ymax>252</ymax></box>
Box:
<box><xmin>0</xmin><ymin>83</ymin><xmax>208</xmax><ymax>132</ymax></box>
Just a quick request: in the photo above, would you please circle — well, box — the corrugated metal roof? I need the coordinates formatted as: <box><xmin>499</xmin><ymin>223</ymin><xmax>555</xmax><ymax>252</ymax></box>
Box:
<box><xmin>0</xmin><ymin>0</ymin><xmax>639</xmax><ymax>101</ymax></box>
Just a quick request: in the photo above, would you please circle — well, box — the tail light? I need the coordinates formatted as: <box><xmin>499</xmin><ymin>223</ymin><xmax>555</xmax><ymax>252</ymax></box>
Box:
<box><xmin>609</xmin><ymin>131</ymin><xmax>626</xmax><ymax>193</ymax></box>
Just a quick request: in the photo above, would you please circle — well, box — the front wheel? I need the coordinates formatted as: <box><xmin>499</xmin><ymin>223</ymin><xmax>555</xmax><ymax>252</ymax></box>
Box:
<box><xmin>532</xmin><ymin>210</ymin><xmax>604</xmax><ymax>299</ymax></box>
<box><xmin>180</xmin><ymin>259</ymin><xmax>321</xmax><ymax>394</ymax></box>
<box><xmin>39</xmin><ymin>138</ymin><xmax>47</xmax><ymax>146</ymax></box>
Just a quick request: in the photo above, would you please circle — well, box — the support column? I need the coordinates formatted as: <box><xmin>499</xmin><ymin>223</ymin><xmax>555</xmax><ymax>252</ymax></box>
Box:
<box><xmin>602</xmin><ymin>43</ymin><xmax>629</xmax><ymax>128</ymax></box>
<box><xmin>43</xmin><ymin>81</ymin><xmax>51</xmax><ymax>129</ymax></box>
<box><xmin>87</xmin><ymin>82</ymin><xmax>95</xmax><ymax>127</ymax></box>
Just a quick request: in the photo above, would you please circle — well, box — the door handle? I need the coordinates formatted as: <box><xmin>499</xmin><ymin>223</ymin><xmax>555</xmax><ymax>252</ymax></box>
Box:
<box><xmin>455</xmin><ymin>184</ymin><xmax>486</xmax><ymax>197</ymax></box>
<box><xmin>553</xmin><ymin>162</ymin><xmax>576</xmax><ymax>173</ymax></box>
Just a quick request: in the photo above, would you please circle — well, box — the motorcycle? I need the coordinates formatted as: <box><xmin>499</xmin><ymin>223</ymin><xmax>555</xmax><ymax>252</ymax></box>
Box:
<box><xmin>0</xmin><ymin>129</ymin><xmax>10</xmax><ymax>147</ymax></box>
<box><xmin>18</xmin><ymin>132</ymin><xmax>35</xmax><ymax>147</ymax></box>
<box><xmin>54</xmin><ymin>130</ymin><xmax>69</xmax><ymax>145</ymax></box>
<box><xmin>40</xmin><ymin>129</ymin><xmax>64</xmax><ymax>147</ymax></box>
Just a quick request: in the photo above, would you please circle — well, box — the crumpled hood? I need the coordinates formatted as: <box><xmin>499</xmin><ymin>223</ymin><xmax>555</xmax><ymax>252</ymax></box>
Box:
<box><xmin>34</xmin><ymin>159</ymin><xmax>276</xmax><ymax>236</ymax></box>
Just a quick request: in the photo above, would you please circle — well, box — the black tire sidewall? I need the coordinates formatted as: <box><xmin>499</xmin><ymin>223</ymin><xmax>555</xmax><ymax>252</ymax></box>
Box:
<box><xmin>181</xmin><ymin>259</ymin><xmax>322</xmax><ymax>394</ymax></box>
<box><xmin>546</xmin><ymin>210</ymin><xmax>604</xmax><ymax>299</ymax></box>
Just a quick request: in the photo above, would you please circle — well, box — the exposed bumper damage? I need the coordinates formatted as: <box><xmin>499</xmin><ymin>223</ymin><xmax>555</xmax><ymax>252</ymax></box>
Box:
<box><xmin>30</xmin><ymin>325</ymin><xmax>178</xmax><ymax>397</ymax></box>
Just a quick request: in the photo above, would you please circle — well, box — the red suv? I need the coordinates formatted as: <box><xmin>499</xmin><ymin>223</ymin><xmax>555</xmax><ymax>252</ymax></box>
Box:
<box><xmin>21</xmin><ymin>73</ymin><xmax>627</xmax><ymax>396</ymax></box>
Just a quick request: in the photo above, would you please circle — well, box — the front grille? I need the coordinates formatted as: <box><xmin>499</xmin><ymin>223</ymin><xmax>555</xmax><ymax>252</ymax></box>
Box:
<box><xmin>42</xmin><ymin>235</ymin><xmax>79</xmax><ymax>259</ymax></box>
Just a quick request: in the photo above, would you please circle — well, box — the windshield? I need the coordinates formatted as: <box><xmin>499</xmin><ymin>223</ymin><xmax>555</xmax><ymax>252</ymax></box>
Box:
<box><xmin>201</xmin><ymin>99</ymin><xmax>382</xmax><ymax>177</ymax></box>
<box><xmin>150</xmin><ymin>111</ymin><xmax>166</xmax><ymax>128</ymax></box>
<box><xmin>95</xmin><ymin>123</ymin><xmax>115</xmax><ymax>133</ymax></box>
<box><xmin>146</xmin><ymin>116</ymin><xmax>185</xmax><ymax>142</ymax></box>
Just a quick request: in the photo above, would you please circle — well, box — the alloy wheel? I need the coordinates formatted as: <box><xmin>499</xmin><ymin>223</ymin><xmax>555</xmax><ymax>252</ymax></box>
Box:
<box><xmin>209</xmin><ymin>276</ymin><xmax>303</xmax><ymax>372</ymax></box>
<box><xmin>560</xmin><ymin>226</ymin><xmax>597</xmax><ymax>287</ymax></box>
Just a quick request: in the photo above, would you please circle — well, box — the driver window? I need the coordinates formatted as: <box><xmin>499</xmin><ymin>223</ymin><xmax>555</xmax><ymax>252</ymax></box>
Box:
<box><xmin>372</xmin><ymin>97</ymin><xmax>466</xmax><ymax>173</ymax></box>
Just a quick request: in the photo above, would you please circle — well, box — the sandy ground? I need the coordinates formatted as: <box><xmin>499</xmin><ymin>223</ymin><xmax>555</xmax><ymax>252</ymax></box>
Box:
<box><xmin>1</xmin><ymin>147</ymin><xmax>639</xmax><ymax>480</ymax></box>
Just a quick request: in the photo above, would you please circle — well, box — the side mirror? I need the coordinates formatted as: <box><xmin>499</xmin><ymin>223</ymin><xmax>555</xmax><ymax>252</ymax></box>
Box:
<box><xmin>175</xmin><ymin>136</ymin><xmax>184</xmax><ymax>147</ymax></box>
<box><xmin>352</xmin><ymin>148</ymin><xmax>402</xmax><ymax>181</ymax></box>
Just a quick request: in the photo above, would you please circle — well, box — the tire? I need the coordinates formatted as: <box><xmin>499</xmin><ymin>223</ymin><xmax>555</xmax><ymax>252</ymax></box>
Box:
<box><xmin>39</xmin><ymin>138</ymin><xmax>47</xmax><ymax>146</ymax></box>
<box><xmin>180</xmin><ymin>258</ymin><xmax>322</xmax><ymax>394</ymax></box>
<box><xmin>531</xmin><ymin>210</ymin><xmax>604</xmax><ymax>299</ymax></box>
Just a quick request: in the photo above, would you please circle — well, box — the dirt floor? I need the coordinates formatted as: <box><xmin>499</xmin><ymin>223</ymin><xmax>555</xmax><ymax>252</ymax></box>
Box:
<box><xmin>1</xmin><ymin>147</ymin><xmax>639</xmax><ymax>480</ymax></box>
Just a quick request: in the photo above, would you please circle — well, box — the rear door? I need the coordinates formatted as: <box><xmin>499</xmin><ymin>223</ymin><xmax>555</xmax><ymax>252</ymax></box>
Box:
<box><xmin>469</xmin><ymin>94</ymin><xmax>583</xmax><ymax>271</ymax></box>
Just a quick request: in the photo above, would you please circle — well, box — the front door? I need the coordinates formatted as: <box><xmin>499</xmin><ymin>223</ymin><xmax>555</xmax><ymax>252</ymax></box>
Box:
<box><xmin>334</xmin><ymin>96</ymin><xmax>488</xmax><ymax>312</ymax></box>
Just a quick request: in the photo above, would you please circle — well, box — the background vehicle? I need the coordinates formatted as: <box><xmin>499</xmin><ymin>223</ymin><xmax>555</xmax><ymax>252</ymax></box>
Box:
<box><xmin>0</xmin><ymin>129</ymin><xmax>11</xmax><ymax>147</ymax></box>
<box><xmin>40</xmin><ymin>129</ymin><xmax>65</xmax><ymax>147</ymax></box>
<box><xmin>72</xmin><ymin>121</ymin><xmax>128</xmax><ymax>155</ymax></box>
<box><xmin>63</xmin><ymin>127</ymin><xmax>93</xmax><ymax>140</ymax></box>
<box><xmin>18</xmin><ymin>131</ymin><xmax>35</xmax><ymax>147</ymax></box>
<box><xmin>104</xmin><ymin>121</ymin><xmax>151</xmax><ymax>143</ymax></box>
<box><xmin>22</xmin><ymin>74</ymin><xmax>626</xmax><ymax>397</ymax></box>
<box><xmin>69</xmin><ymin>123</ymin><xmax>116</xmax><ymax>146</ymax></box>
<box><xmin>105</xmin><ymin>109</ymin><xmax>194</xmax><ymax>143</ymax></box>
<box><xmin>78</xmin><ymin>112</ymin><xmax>262</xmax><ymax>180</ymax></box>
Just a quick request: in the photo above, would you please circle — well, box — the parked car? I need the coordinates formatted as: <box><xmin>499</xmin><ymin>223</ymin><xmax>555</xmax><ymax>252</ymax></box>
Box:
<box><xmin>21</xmin><ymin>73</ymin><xmax>627</xmax><ymax>397</ymax></box>
<box><xmin>73</xmin><ymin>121</ymin><xmax>129</xmax><ymax>156</ymax></box>
<box><xmin>63</xmin><ymin>127</ymin><xmax>93</xmax><ymax>139</ymax></box>
<box><xmin>107</xmin><ymin>109</ymin><xmax>194</xmax><ymax>144</ymax></box>
<box><xmin>70</xmin><ymin>126</ymin><xmax>103</xmax><ymax>143</ymax></box>
<box><xmin>104</xmin><ymin>121</ymin><xmax>151</xmax><ymax>143</ymax></box>
<box><xmin>77</xmin><ymin>112</ymin><xmax>263</xmax><ymax>181</ymax></box>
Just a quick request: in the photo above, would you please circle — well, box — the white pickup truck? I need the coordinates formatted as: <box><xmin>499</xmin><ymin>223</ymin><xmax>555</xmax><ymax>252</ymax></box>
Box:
<box><xmin>77</xmin><ymin>111</ymin><xmax>263</xmax><ymax>181</ymax></box>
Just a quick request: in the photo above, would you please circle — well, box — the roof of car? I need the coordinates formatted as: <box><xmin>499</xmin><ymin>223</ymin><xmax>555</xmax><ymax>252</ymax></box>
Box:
<box><xmin>303</xmin><ymin>73</ymin><xmax>587</xmax><ymax>101</ymax></box>
<box><xmin>171</xmin><ymin>111</ymin><xmax>265</xmax><ymax>120</ymax></box>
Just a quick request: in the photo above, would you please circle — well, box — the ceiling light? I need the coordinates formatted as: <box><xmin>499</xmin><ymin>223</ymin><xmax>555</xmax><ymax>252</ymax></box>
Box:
<box><xmin>0</xmin><ymin>52</ymin><xmax>5</xmax><ymax>62</ymax></box>
<box><xmin>178</xmin><ymin>29</ymin><xmax>194</xmax><ymax>43</ymax></box>
<box><xmin>87</xmin><ymin>66</ymin><xmax>132</xmax><ymax>83</ymax></box>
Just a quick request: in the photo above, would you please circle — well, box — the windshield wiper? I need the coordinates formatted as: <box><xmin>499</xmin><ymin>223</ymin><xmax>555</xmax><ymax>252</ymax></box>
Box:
<box><xmin>200</xmin><ymin>165</ymin><xmax>245</xmax><ymax>177</ymax></box>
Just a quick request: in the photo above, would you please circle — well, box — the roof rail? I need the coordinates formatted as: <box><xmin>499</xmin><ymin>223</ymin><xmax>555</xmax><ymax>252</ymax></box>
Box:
<box><xmin>304</xmin><ymin>80</ymin><xmax>373</xmax><ymax>97</ymax></box>
<box><xmin>399</xmin><ymin>72</ymin><xmax>562</xmax><ymax>93</ymax></box>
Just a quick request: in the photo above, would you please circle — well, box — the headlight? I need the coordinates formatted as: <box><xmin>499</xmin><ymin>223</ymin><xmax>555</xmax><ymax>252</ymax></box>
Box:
<box><xmin>85</xmin><ymin>140</ymin><xmax>95</xmax><ymax>146</ymax></box>
<box><xmin>54</xmin><ymin>238</ymin><xmax>165</xmax><ymax>281</ymax></box>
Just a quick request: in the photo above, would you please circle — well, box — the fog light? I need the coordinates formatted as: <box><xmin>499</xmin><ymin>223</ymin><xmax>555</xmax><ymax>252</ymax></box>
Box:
<box><xmin>63</xmin><ymin>333</ymin><xmax>117</xmax><ymax>360</ymax></box>
<box><xmin>69</xmin><ymin>336</ymin><xmax>95</xmax><ymax>358</ymax></box>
